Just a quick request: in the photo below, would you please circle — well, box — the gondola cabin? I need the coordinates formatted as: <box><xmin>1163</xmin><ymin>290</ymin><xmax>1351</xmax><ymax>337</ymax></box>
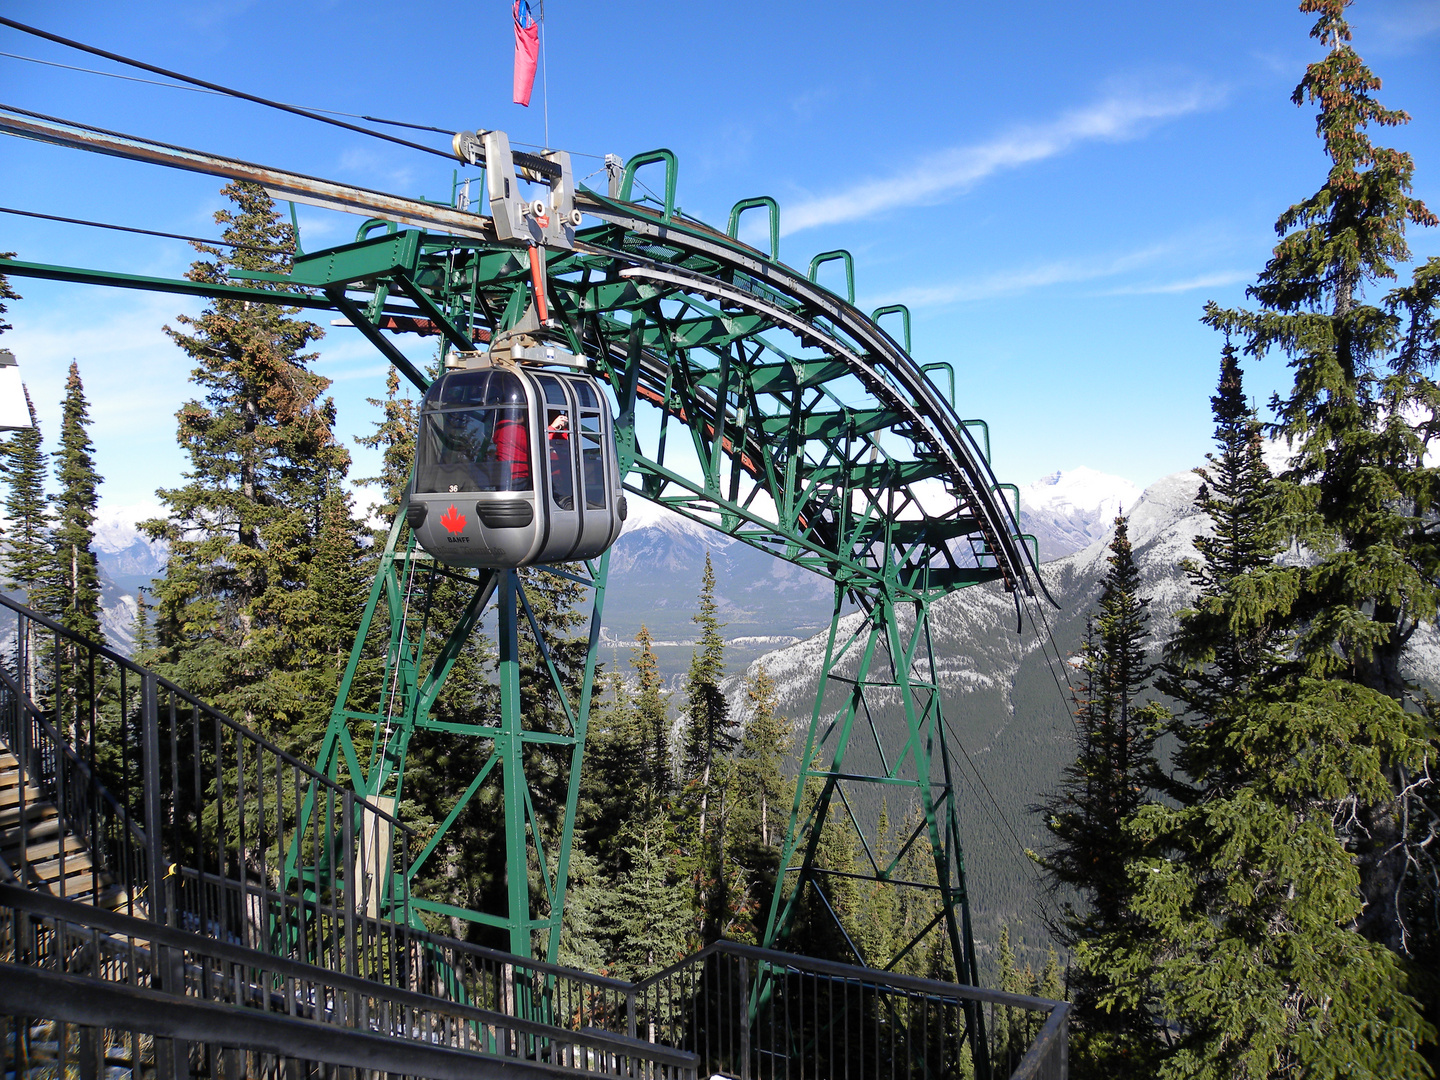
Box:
<box><xmin>406</xmin><ymin>354</ymin><xmax>626</xmax><ymax>568</ymax></box>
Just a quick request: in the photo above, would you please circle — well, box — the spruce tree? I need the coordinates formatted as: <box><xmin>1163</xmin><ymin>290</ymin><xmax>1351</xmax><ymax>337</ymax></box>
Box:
<box><xmin>574</xmin><ymin>670</ymin><xmax>636</xmax><ymax>860</ymax></box>
<box><xmin>597</xmin><ymin>810</ymin><xmax>690</xmax><ymax>982</ymax></box>
<box><xmin>681</xmin><ymin>552</ymin><xmax>734</xmax><ymax>820</ymax></box>
<box><xmin>677</xmin><ymin>552</ymin><xmax>740</xmax><ymax>942</ymax></box>
<box><xmin>735</xmin><ymin>664</ymin><xmax>790</xmax><ymax>848</ymax></box>
<box><xmin>49</xmin><ymin>362</ymin><xmax>103</xmax><ymax>645</ymax></box>
<box><xmin>0</xmin><ymin>268</ymin><xmax>50</xmax><ymax>696</ymax></box>
<box><xmin>1203</xmin><ymin>0</ymin><xmax>1440</xmax><ymax>963</ymax></box>
<box><xmin>354</xmin><ymin>364</ymin><xmax>418</xmax><ymax>527</ymax></box>
<box><xmin>3</xmin><ymin>387</ymin><xmax>50</xmax><ymax>604</ymax></box>
<box><xmin>1101</xmin><ymin>343</ymin><xmax>1435</xmax><ymax>1078</ymax></box>
<box><xmin>1157</xmin><ymin>344</ymin><xmax>1283</xmax><ymax>783</ymax></box>
<box><xmin>144</xmin><ymin>180</ymin><xmax>352</xmax><ymax>745</ymax></box>
<box><xmin>1035</xmin><ymin>518</ymin><xmax>1165</xmax><ymax>1077</ymax></box>
<box><xmin>632</xmin><ymin>624</ymin><xmax>672</xmax><ymax>803</ymax></box>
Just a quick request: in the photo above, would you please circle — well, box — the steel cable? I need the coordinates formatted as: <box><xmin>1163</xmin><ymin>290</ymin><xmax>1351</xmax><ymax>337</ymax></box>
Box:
<box><xmin>0</xmin><ymin>16</ymin><xmax>456</xmax><ymax>160</ymax></box>
<box><xmin>0</xmin><ymin>204</ymin><xmax>288</xmax><ymax>254</ymax></box>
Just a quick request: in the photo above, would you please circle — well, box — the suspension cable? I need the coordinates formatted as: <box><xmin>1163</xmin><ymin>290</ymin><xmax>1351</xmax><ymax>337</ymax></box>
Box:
<box><xmin>1</xmin><ymin>49</ymin><xmax>607</xmax><ymax>160</ymax></box>
<box><xmin>0</xmin><ymin>205</ymin><xmax>288</xmax><ymax>254</ymax></box>
<box><xmin>0</xmin><ymin>15</ymin><xmax>455</xmax><ymax>161</ymax></box>
<box><xmin>0</xmin><ymin>50</ymin><xmax>459</xmax><ymax>135</ymax></box>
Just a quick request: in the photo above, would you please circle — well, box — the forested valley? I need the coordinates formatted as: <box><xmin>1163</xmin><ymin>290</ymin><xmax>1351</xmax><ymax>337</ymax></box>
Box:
<box><xmin>2</xmin><ymin>1</ymin><xmax>1439</xmax><ymax>1077</ymax></box>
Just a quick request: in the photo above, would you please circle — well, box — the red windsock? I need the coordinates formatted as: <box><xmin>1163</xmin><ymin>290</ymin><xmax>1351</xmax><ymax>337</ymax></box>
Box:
<box><xmin>513</xmin><ymin>0</ymin><xmax>539</xmax><ymax>107</ymax></box>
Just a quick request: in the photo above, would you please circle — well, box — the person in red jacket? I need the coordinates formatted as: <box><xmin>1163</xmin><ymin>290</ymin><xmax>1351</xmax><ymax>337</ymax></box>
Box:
<box><xmin>493</xmin><ymin>410</ymin><xmax>530</xmax><ymax>490</ymax></box>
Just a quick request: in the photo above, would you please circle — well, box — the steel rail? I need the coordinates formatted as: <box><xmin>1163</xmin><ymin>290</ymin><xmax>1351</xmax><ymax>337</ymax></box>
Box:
<box><xmin>574</xmin><ymin>190</ymin><xmax>1047</xmax><ymax>602</ymax></box>
<box><xmin>0</xmin><ymin>965</ymin><xmax>622</xmax><ymax>1080</ymax></box>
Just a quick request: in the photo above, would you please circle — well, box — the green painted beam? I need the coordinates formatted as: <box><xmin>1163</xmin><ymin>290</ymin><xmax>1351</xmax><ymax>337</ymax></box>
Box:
<box><xmin>0</xmin><ymin>257</ymin><xmax>336</xmax><ymax>310</ymax></box>
<box><xmin>287</xmin><ymin>229</ymin><xmax>423</xmax><ymax>286</ymax></box>
<box><xmin>740</xmin><ymin>359</ymin><xmax>852</xmax><ymax>394</ymax></box>
<box><xmin>758</xmin><ymin>407</ymin><xmax>901</xmax><ymax>440</ymax></box>
<box><xmin>804</xmin><ymin>459</ymin><xmax>952</xmax><ymax>487</ymax></box>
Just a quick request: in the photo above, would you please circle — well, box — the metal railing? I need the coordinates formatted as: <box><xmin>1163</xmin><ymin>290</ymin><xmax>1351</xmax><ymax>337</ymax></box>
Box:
<box><xmin>0</xmin><ymin>594</ymin><xmax>416</xmax><ymax>977</ymax></box>
<box><xmin>617</xmin><ymin>940</ymin><xmax>1068</xmax><ymax>1080</ymax></box>
<box><xmin>0</xmin><ymin>660</ymin><xmax>150</xmax><ymax>918</ymax></box>
<box><xmin>1</xmin><ymin>883</ymin><xmax>700</xmax><ymax>1080</ymax></box>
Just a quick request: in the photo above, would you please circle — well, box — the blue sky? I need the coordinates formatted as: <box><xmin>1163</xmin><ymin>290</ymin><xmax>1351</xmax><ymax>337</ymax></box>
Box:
<box><xmin>2</xmin><ymin>1</ymin><xmax>1438</xmax><ymax>523</ymax></box>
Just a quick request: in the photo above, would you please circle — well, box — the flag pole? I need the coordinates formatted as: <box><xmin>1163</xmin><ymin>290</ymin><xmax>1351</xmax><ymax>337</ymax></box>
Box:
<box><xmin>540</xmin><ymin>1</ymin><xmax>549</xmax><ymax>150</ymax></box>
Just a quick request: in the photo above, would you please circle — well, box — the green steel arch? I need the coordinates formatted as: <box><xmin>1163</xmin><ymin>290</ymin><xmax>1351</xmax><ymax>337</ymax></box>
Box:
<box><xmin>286</xmin><ymin>157</ymin><xmax>1047</xmax><ymax>990</ymax></box>
<box><xmin>0</xmin><ymin>109</ymin><xmax>1047</xmax><ymax>1022</ymax></box>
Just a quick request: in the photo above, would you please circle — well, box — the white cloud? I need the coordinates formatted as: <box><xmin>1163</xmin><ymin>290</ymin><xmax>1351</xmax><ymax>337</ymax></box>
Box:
<box><xmin>5</xmin><ymin>288</ymin><xmax>196</xmax><ymax>511</ymax></box>
<box><xmin>1102</xmin><ymin>270</ymin><xmax>1253</xmax><ymax>296</ymax></box>
<box><xmin>876</xmin><ymin>243</ymin><xmax>1175</xmax><ymax>307</ymax></box>
<box><xmin>1366</xmin><ymin>1</ymin><xmax>1440</xmax><ymax>50</ymax></box>
<box><xmin>782</xmin><ymin>84</ymin><xmax>1224</xmax><ymax>235</ymax></box>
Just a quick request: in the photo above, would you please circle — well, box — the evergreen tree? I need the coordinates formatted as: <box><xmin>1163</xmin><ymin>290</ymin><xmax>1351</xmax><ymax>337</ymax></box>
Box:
<box><xmin>143</xmin><ymin>180</ymin><xmax>352</xmax><ymax>747</ymax></box>
<box><xmin>1035</xmin><ymin>518</ymin><xmax>1165</xmax><ymax>1077</ymax></box>
<box><xmin>3</xmin><ymin>387</ymin><xmax>50</xmax><ymax>606</ymax></box>
<box><xmin>48</xmin><ymin>362</ymin><xmax>102</xmax><ymax>645</ymax></box>
<box><xmin>575</xmin><ymin>670</ymin><xmax>638</xmax><ymax>860</ymax></box>
<box><xmin>632</xmin><ymin>624</ymin><xmax>672</xmax><ymax>803</ymax></box>
<box><xmin>730</xmin><ymin>664</ymin><xmax>793</xmax><ymax>944</ymax></box>
<box><xmin>1161</xmin><ymin>345</ymin><xmax>1282</xmax><ymax>741</ymax></box>
<box><xmin>132</xmin><ymin>589</ymin><xmax>153</xmax><ymax>658</ymax></box>
<box><xmin>682</xmin><ymin>552</ymin><xmax>733</xmax><ymax>798</ymax></box>
<box><xmin>597</xmin><ymin>810</ymin><xmax>690</xmax><ymax>982</ymax></box>
<box><xmin>354</xmin><ymin>364</ymin><xmax>418</xmax><ymax>528</ymax></box>
<box><xmin>735</xmin><ymin>664</ymin><xmax>790</xmax><ymax>848</ymax></box>
<box><xmin>1094</xmin><ymin>152</ymin><xmax>1437</xmax><ymax>1076</ymax></box>
<box><xmin>1203</xmin><ymin>0</ymin><xmax>1440</xmax><ymax>966</ymax></box>
<box><xmin>855</xmin><ymin>799</ymin><xmax>900</xmax><ymax>967</ymax></box>
<box><xmin>3</xmin><ymin>388</ymin><xmax>52</xmax><ymax>696</ymax></box>
<box><xmin>676</xmin><ymin>553</ymin><xmax>740</xmax><ymax>942</ymax></box>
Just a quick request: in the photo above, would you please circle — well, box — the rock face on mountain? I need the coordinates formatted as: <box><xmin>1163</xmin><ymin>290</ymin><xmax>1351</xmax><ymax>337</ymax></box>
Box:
<box><xmin>602</xmin><ymin>498</ymin><xmax>836</xmax><ymax>684</ymax></box>
<box><xmin>1019</xmin><ymin>466</ymin><xmax>1142</xmax><ymax>561</ymax></box>
<box><xmin>747</xmin><ymin>469</ymin><xmax>1210</xmax><ymax>962</ymax></box>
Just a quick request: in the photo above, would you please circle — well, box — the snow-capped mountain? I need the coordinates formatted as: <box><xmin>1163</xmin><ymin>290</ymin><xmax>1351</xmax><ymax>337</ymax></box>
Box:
<box><xmin>603</xmin><ymin>498</ymin><xmax>833</xmax><ymax>685</ymax></box>
<box><xmin>739</xmin><ymin>469</ymin><xmax>1216</xmax><ymax>961</ymax></box>
<box><xmin>93</xmin><ymin>504</ymin><xmax>168</xmax><ymax>579</ymax></box>
<box><xmin>1019</xmin><ymin>466</ymin><xmax>1142</xmax><ymax>561</ymax></box>
<box><xmin>90</xmin><ymin>505</ymin><xmax>168</xmax><ymax>656</ymax></box>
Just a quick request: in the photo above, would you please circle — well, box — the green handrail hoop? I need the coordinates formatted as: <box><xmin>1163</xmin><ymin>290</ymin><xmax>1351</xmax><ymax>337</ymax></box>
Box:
<box><xmin>618</xmin><ymin>149</ymin><xmax>678</xmax><ymax>223</ymax></box>
<box><xmin>356</xmin><ymin>218</ymin><xmax>399</xmax><ymax>243</ymax></box>
<box><xmin>872</xmin><ymin>303</ymin><xmax>911</xmax><ymax>354</ymax></box>
<box><xmin>728</xmin><ymin>196</ymin><xmax>780</xmax><ymax>261</ymax></box>
<box><xmin>922</xmin><ymin>362</ymin><xmax>955</xmax><ymax>406</ymax></box>
<box><xmin>993</xmin><ymin>482</ymin><xmax>1020</xmax><ymax>520</ymax></box>
<box><xmin>960</xmin><ymin>418</ymin><xmax>991</xmax><ymax>464</ymax></box>
<box><xmin>808</xmin><ymin>249</ymin><xmax>854</xmax><ymax>302</ymax></box>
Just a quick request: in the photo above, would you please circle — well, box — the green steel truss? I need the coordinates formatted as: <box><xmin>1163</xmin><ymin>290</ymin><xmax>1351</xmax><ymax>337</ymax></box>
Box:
<box><xmin>298</xmin><ymin>504</ymin><xmax>611</xmax><ymax>962</ymax></box>
<box><xmin>0</xmin><ymin>147</ymin><xmax>1046</xmax><ymax>1007</ymax></box>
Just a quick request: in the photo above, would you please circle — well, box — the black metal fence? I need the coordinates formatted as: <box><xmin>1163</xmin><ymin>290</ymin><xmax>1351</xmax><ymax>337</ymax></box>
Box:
<box><xmin>0</xmin><ymin>593</ymin><xmax>416</xmax><ymax>978</ymax></box>
<box><xmin>620</xmin><ymin>940</ymin><xmax>1068</xmax><ymax>1080</ymax></box>
<box><xmin>1</xmin><ymin>883</ymin><xmax>700</xmax><ymax>1080</ymax></box>
<box><xmin>0</xmin><ymin>658</ymin><xmax>150</xmax><ymax>918</ymax></box>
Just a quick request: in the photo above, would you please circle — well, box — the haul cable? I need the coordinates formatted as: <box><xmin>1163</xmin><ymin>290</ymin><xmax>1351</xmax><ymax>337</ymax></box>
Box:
<box><xmin>0</xmin><ymin>15</ymin><xmax>455</xmax><ymax>161</ymax></box>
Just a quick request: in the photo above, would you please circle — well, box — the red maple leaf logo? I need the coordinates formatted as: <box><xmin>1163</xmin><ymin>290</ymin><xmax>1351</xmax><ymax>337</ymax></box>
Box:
<box><xmin>440</xmin><ymin>504</ymin><xmax>465</xmax><ymax>534</ymax></box>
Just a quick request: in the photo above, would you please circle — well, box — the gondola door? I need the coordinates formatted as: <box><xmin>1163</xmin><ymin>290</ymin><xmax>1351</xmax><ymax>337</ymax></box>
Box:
<box><xmin>534</xmin><ymin>372</ymin><xmax>582</xmax><ymax>560</ymax></box>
